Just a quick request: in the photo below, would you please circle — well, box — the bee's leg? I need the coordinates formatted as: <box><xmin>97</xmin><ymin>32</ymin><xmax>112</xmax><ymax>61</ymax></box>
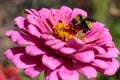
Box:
<box><xmin>75</xmin><ymin>30</ymin><xmax>85</xmax><ymax>39</ymax></box>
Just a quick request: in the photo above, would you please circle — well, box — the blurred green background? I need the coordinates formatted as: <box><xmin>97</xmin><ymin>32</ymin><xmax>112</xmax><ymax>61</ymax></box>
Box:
<box><xmin>0</xmin><ymin>0</ymin><xmax>120</xmax><ymax>80</ymax></box>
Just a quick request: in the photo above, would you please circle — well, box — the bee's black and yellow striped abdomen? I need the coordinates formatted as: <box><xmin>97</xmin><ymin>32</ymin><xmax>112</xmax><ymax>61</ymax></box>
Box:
<box><xmin>72</xmin><ymin>14</ymin><xmax>96</xmax><ymax>33</ymax></box>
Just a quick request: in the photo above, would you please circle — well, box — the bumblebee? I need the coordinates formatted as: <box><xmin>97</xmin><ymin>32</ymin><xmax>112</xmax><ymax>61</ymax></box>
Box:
<box><xmin>72</xmin><ymin>14</ymin><xmax>96</xmax><ymax>33</ymax></box>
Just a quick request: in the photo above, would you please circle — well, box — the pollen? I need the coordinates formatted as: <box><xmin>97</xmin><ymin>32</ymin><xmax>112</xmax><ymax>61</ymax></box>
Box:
<box><xmin>52</xmin><ymin>22</ymin><xmax>86</xmax><ymax>42</ymax></box>
<box><xmin>53</xmin><ymin>23</ymin><xmax>74</xmax><ymax>41</ymax></box>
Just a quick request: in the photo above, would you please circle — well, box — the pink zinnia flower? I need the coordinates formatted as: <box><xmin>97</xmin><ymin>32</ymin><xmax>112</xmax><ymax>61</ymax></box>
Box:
<box><xmin>4</xmin><ymin>6</ymin><xmax>119</xmax><ymax>80</ymax></box>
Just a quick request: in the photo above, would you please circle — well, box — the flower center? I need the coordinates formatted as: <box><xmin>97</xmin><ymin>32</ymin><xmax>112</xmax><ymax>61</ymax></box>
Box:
<box><xmin>52</xmin><ymin>22</ymin><xmax>86</xmax><ymax>42</ymax></box>
<box><xmin>53</xmin><ymin>23</ymin><xmax>74</xmax><ymax>41</ymax></box>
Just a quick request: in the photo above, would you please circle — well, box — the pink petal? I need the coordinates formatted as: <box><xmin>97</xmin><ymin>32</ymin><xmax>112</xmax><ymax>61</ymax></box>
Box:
<box><xmin>5</xmin><ymin>30</ymin><xmax>35</xmax><ymax>45</ymax></box>
<box><xmin>78</xmin><ymin>66</ymin><xmax>97</xmax><ymax>79</ymax></box>
<box><xmin>92</xmin><ymin>59</ymin><xmax>109</xmax><ymax>69</ymax></box>
<box><xmin>45</xmin><ymin>69</ymin><xmax>59</xmax><ymax>80</ymax></box>
<box><xmin>4</xmin><ymin>47</ymin><xmax>25</xmax><ymax>60</ymax></box>
<box><xmin>58</xmin><ymin>66</ymin><xmax>79</xmax><ymax>80</ymax></box>
<box><xmin>60</xmin><ymin>6</ymin><xmax>72</xmax><ymax>24</ymax></box>
<box><xmin>50</xmin><ymin>9</ymin><xmax>59</xmax><ymax>16</ymax></box>
<box><xmin>12</xmin><ymin>54</ymin><xmax>36</xmax><ymax>69</ymax></box>
<box><xmin>14</xmin><ymin>16</ymin><xmax>26</xmax><ymax>30</ymax></box>
<box><xmin>48</xmin><ymin>15</ymin><xmax>57</xmax><ymax>25</ymax></box>
<box><xmin>25</xmin><ymin>9</ymin><xmax>39</xmax><ymax>16</ymax></box>
<box><xmin>86</xmin><ymin>22</ymin><xmax>104</xmax><ymax>38</ymax></box>
<box><xmin>36</xmin><ymin>18</ymin><xmax>48</xmax><ymax>33</ymax></box>
<box><xmin>24</xmin><ymin>68</ymin><xmax>39</xmax><ymax>78</ymax></box>
<box><xmin>41</xmin><ymin>18</ymin><xmax>53</xmax><ymax>33</ymax></box>
<box><xmin>74</xmin><ymin>51</ymin><xmax>95</xmax><ymax>63</ymax></box>
<box><xmin>50</xmin><ymin>9</ymin><xmax>63</xmax><ymax>22</ymax></box>
<box><xmin>100</xmin><ymin>29</ymin><xmax>112</xmax><ymax>41</ymax></box>
<box><xmin>60</xmin><ymin>6</ymin><xmax>72</xmax><ymax>16</ymax></box>
<box><xmin>101</xmin><ymin>59</ymin><xmax>119</xmax><ymax>76</ymax></box>
<box><xmin>24</xmin><ymin>9</ymin><xmax>35</xmax><ymax>15</ymax></box>
<box><xmin>67</xmin><ymin>38</ymin><xmax>84</xmax><ymax>50</ymax></box>
<box><xmin>60</xmin><ymin>47</ymin><xmax>76</xmax><ymax>55</ymax></box>
<box><xmin>42</xmin><ymin>55</ymin><xmax>62</xmax><ymax>70</ymax></box>
<box><xmin>26</xmin><ymin>45</ymin><xmax>45</xmax><ymax>56</ymax></box>
<box><xmin>71</xmin><ymin>8</ymin><xmax>87</xmax><ymax>20</ymax></box>
<box><xmin>27</xmin><ymin>24</ymin><xmax>41</xmax><ymax>38</ymax></box>
<box><xmin>93</xmin><ymin>37</ymin><xmax>113</xmax><ymax>47</ymax></box>
<box><xmin>26</xmin><ymin>14</ymin><xmax>40</xmax><ymax>27</ymax></box>
<box><xmin>50</xmin><ymin>9</ymin><xmax>60</xmax><ymax>22</ymax></box>
<box><xmin>91</xmin><ymin>46</ymin><xmax>106</xmax><ymax>54</ymax></box>
<box><xmin>24</xmin><ymin>64</ymin><xmax>44</xmax><ymax>78</ymax></box>
<box><xmin>31</xmin><ymin>9</ymin><xmax>39</xmax><ymax>16</ymax></box>
<box><xmin>45</xmin><ymin>39</ymin><xmax>61</xmax><ymax>46</ymax></box>
<box><xmin>93</xmin><ymin>22</ymin><xmax>105</xmax><ymax>29</ymax></box>
<box><xmin>83</xmin><ymin>46</ymin><xmax>106</xmax><ymax>54</ymax></box>
<box><xmin>40</xmin><ymin>34</ymin><xmax>55</xmax><ymax>40</ymax></box>
<box><xmin>97</xmin><ymin>41</ymin><xmax>114</xmax><ymax>47</ymax></box>
<box><xmin>61</xmin><ymin>14</ymin><xmax>71</xmax><ymax>24</ymax></box>
<box><xmin>96</xmin><ymin>48</ymin><xmax>119</xmax><ymax>58</ymax></box>
<box><xmin>95</xmin><ymin>28</ymin><xmax>112</xmax><ymax>43</ymax></box>
<box><xmin>86</xmin><ymin>31</ymin><xmax>101</xmax><ymax>43</ymax></box>
<box><xmin>51</xmin><ymin>41</ymin><xmax>66</xmax><ymax>50</ymax></box>
<box><xmin>39</xmin><ymin>8</ymin><xmax>51</xmax><ymax>19</ymax></box>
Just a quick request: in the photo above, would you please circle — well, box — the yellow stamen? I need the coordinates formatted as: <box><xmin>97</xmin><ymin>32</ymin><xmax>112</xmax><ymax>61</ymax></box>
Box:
<box><xmin>52</xmin><ymin>22</ymin><xmax>86</xmax><ymax>42</ymax></box>
<box><xmin>53</xmin><ymin>23</ymin><xmax>74</xmax><ymax>41</ymax></box>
